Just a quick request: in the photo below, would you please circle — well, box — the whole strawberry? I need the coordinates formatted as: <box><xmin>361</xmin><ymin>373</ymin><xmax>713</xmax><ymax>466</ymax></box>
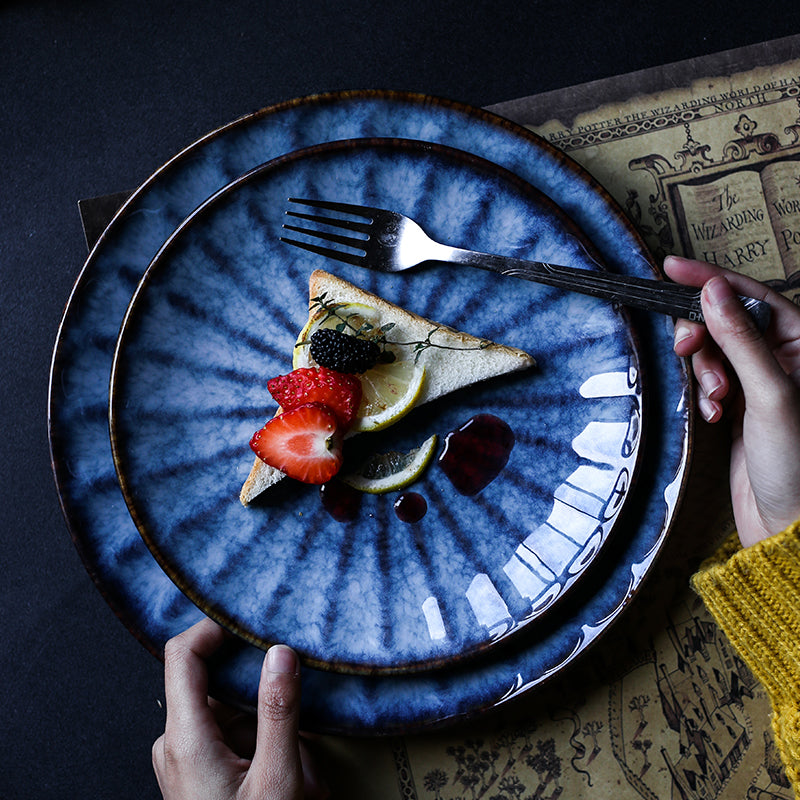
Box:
<box><xmin>250</xmin><ymin>403</ymin><xmax>343</xmax><ymax>484</ymax></box>
<box><xmin>268</xmin><ymin>366</ymin><xmax>362</xmax><ymax>429</ymax></box>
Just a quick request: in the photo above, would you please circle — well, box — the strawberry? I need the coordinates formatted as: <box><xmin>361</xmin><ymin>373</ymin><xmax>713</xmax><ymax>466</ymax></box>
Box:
<box><xmin>267</xmin><ymin>367</ymin><xmax>362</xmax><ymax>429</ymax></box>
<box><xmin>250</xmin><ymin>403</ymin><xmax>343</xmax><ymax>484</ymax></box>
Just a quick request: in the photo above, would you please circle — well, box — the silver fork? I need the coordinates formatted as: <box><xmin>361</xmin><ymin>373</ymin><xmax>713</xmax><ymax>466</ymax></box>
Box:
<box><xmin>280</xmin><ymin>198</ymin><xmax>771</xmax><ymax>332</ymax></box>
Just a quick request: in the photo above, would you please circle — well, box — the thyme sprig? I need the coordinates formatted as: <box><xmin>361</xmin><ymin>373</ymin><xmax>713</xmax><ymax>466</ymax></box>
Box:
<box><xmin>298</xmin><ymin>293</ymin><xmax>491</xmax><ymax>364</ymax></box>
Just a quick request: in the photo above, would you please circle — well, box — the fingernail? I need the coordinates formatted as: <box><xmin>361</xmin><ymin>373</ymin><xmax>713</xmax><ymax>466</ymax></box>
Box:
<box><xmin>266</xmin><ymin>645</ymin><xmax>298</xmax><ymax>676</ymax></box>
<box><xmin>699</xmin><ymin>369</ymin><xmax>723</xmax><ymax>400</ymax></box>
<box><xmin>673</xmin><ymin>321</ymin><xmax>692</xmax><ymax>346</ymax></box>
<box><xmin>702</xmin><ymin>275</ymin><xmax>734</xmax><ymax>307</ymax></box>
<box><xmin>698</xmin><ymin>395</ymin><xmax>721</xmax><ymax>423</ymax></box>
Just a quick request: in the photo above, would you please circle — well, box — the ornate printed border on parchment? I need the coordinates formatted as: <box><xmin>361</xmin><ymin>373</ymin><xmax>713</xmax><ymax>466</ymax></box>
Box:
<box><xmin>491</xmin><ymin>36</ymin><xmax>800</xmax><ymax>303</ymax></box>
<box><xmin>626</xmin><ymin>105</ymin><xmax>800</xmax><ymax>292</ymax></box>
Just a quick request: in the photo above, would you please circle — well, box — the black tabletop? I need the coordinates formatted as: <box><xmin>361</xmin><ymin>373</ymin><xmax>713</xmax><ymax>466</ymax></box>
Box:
<box><xmin>4</xmin><ymin>2</ymin><xmax>800</xmax><ymax>797</ymax></box>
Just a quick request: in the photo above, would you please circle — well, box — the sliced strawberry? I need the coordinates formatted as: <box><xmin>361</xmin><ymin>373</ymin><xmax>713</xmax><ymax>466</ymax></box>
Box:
<box><xmin>250</xmin><ymin>403</ymin><xmax>343</xmax><ymax>484</ymax></box>
<box><xmin>267</xmin><ymin>367</ymin><xmax>362</xmax><ymax>429</ymax></box>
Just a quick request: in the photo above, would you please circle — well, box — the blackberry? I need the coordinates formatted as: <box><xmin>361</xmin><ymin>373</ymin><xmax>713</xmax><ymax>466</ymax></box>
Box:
<box><xmin>309</xmin><ymin>328</ymin><xmax>380</xmax><ymax>373</ymax></box>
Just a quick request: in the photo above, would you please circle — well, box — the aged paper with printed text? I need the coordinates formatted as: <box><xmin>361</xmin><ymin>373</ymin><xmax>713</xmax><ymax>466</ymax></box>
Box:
<box><xmin>495</xmin><ymin>38</ymin><xmax>800</xmax><ymax>301</ymax></box>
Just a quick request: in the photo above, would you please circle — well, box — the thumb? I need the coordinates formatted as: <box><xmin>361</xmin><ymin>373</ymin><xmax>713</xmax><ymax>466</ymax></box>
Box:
<box><xmin>245</xmin><ymin>645</ymin><xmax>303</xmax><ymax>799</ymax></box>
<box><xmin>701</xmin><ymin>276</ymin><xmax>785</xmax><ymax>409</ymax></box>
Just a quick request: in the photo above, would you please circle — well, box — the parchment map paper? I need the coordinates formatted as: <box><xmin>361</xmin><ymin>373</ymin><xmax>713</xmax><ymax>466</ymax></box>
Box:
<box><xmin>314</xmin><ymin>37</ymin><xmax>800</xmax><ymax>800</ymax></box>
<box><xmin>493</xmin><ymin>35</ymin><xmax>800</xmax><ymax>299</ymax></box>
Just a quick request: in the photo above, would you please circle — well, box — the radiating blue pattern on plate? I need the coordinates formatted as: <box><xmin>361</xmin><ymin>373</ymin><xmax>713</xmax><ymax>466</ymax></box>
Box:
<box><xmin>49</xmin><ymin>91</ymin><xmax>691</xmax><ymax>732</ymax></box>
<box><xmin>110</xmin><ymin>139</ymin><xmax>643</xmax><ymax>673</ymax></box>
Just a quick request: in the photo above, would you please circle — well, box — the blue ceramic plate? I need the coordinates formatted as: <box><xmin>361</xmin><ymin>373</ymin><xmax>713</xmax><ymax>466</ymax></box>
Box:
<box><xmin>49</xmin><ymin>91</ymin><xmax>691</xmax><ymax>732</ymax></box>
<box><xmin>109</xmin><ymin>138</ymin><xmax>644</xmax><ymax>674</ymax></box>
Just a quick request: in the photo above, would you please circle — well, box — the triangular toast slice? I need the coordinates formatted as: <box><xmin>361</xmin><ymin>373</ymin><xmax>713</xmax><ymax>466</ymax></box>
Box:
<box><xmin>240</xmin><ymin>270</ymin><xmax>535</xmax><ymax>504</ymax></box>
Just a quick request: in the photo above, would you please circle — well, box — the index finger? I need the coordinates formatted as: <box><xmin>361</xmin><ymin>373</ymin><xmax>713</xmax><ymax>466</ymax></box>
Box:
<box><xmin>163</xmin><ymin>617</ymin><xmax>227</xmax><ymax>737</ymax></box>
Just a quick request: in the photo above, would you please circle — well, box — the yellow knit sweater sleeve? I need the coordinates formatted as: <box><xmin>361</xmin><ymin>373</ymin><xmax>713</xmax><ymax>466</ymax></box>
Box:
<box><xmin>692</xmin><ymin>520</ymin><xmax>800</xmax><ymax>798</ymax></box>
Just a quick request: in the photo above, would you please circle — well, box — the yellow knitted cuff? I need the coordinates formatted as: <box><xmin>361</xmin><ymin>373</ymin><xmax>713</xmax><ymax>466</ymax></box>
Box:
<box><xmin>692</xmin><ymin>520</ymin><xmax>800</xmax><ymax>796</ymax></box>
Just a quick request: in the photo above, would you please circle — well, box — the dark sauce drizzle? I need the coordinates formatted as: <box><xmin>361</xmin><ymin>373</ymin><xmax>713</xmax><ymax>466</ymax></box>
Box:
<box><xmin>394</xmin><ymin>492</ymin><xmax>427</xmax><ymax>523</ymax></box>
<box><xmin>438</xmin><ymin>413</ymin><xmax>515</xmax><ymax>496</ymax></box>
<box><xmin>319</xmin><ymin>480</ymin><xmax>361</xmax><ymax>522</ymax></box>
<box><xmin>320</xmin><ymin>414</ymin><xmax>514</xmax><ymax>521</ymax></box>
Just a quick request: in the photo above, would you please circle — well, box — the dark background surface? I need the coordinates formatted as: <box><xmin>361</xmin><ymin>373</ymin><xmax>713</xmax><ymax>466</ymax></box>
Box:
<box><xmin>3</xmin><ymin>2</ymin><xmax>800</xmax><ymax>797</ymax></box>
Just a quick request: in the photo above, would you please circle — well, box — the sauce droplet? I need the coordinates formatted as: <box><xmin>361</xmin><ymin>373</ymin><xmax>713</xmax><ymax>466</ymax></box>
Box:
<box><xmin>394</xmin><ymin>492</ymin><xmax>427</xmax><ymax>523</ymax></box>
<box><xmin>438</xmin><ymin>413</ymin><xmax>515</xmax><ymax>495</ymax></box>
<box><xmin>319</xmin><ymin>480</ymin><xmax>361</xmax><ymax>522</ymax></box>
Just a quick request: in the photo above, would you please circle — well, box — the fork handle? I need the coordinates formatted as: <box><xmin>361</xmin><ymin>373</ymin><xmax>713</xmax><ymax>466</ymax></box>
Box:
<box><xmin>443</xmin><ymin>248</ymin><xmax>771</xmax><ymax>333</ymax></box>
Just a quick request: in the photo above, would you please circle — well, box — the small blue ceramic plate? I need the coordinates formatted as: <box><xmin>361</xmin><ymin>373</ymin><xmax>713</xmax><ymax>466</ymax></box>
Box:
<box><xmin>49</xmin><ymin>91</ymin><xmax>691</xmax><ymax>732</ymax></box>
<box><xmin>109</xmin><ymin>138</ymin><xmax>644</xmax><ymax>674</ymax></box>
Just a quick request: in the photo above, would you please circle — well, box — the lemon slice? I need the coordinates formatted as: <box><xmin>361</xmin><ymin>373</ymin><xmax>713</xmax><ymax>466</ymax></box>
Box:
<box><xmin>341</xmin><ymin>434</ymin><xmax>438</xmax><ymax>494</ymax></box>
<box><xmin>293</xmin><ymin>302</ymin><xmax>380</xmax><ymax>370</ymax></box>
<box><xmin>292</xmin><ymin>300</ymin><xmax>424</xmax><ymax>432</ymax></box>
<box><xmin>353</xmin><ymin>360</ymin><xmax>425</xmax><ymax>432</ymax></box>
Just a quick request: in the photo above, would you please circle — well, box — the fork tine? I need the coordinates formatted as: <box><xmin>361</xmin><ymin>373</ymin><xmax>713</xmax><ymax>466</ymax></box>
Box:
<box><xmin>279</xmin><ymin>236</ymin><xmax>366</xmax><ymax>267</ymax></box>
<box><xmin>288</xmin><ymin>197</ymin><xmax>381</xmax><ymax>218</ymax></box>
<box><xmin>285</xmin><ymin>209</ymin><xmax>371</xmax><ymax>234</ymax></box>
<box><xmin>282</xmin><ymin>223</ymin><xmax>368</xmax><ymax>251</ymax></box>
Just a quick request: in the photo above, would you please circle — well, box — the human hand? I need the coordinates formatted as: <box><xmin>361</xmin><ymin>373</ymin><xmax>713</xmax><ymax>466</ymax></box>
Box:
<box><xmin>664</xmin><ymin>255</ymin><xmax>800</xmax><ymax>548</ymax></box>
<box><xmin>152</xmin><ymin>618</ymin><xmax>328</xmax><ymax>800</ymax></box>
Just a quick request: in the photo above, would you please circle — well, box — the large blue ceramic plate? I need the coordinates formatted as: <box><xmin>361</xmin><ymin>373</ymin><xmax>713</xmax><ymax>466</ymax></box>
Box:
<box><xmin>49</xmin><ymin>91</ymin><xmax>691</xmax><ymax>732</ymax></box>
<box><xmin>109</xmin><ymin>138</ymin><xmax>644</xmax><ymax>675</ymax></box>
